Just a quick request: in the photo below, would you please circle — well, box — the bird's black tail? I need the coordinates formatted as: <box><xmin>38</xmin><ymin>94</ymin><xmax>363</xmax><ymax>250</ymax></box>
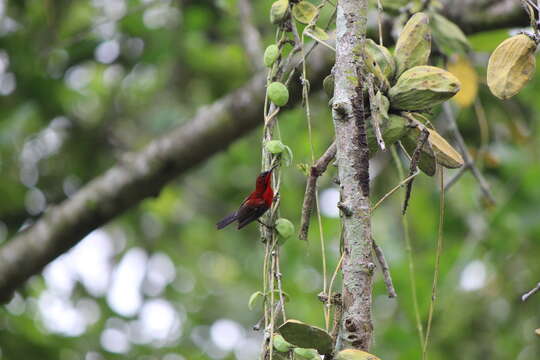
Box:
<box><xmin>216</xmin><ymin>212</ymin><xmax>238</xmax><ymax>229</ymax></box>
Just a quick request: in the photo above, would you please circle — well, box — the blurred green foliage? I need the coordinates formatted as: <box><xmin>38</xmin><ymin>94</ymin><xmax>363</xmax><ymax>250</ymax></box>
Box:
<box><xmin>0</xmin><ymin>1</ymin><xmax>539</xmax><ymax>360</ymax></box>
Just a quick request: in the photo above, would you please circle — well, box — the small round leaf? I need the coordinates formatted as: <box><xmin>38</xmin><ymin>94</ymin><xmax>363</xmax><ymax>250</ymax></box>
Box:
<box><xmin>264</xmin><ymin>44</ymin><xmax>280</xmax><ymax>67</ymax></box>
<box><xmin>293</xmin><ymin>348</ymin><xmax>319</xmax><ymax>360</ymax></box>
<box><xmin>292</xmin><ymin>1</ymin><xmax>318</xmax><ymax>24</ymax></box>
<box><xmin>273</xmin><ymin>334</ymin><xmax>294</xmax><ymax>352</ymax></box>
<box><xmin>267</xmin><ymin>82</ymin><xmax>289</xmax><ymax>107</ymax></box>
<box><xmin>275</xmin><ymin>218</ymin><xmax>295</xmax><ymax>239</ymax></box>
<box><xmin>266</xmin><ymin>140</ymin><xmax>286</xmax><ymax>154</ymax></box>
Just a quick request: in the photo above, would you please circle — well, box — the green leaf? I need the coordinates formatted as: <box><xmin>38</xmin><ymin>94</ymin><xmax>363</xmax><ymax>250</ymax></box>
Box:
<box><xmin>292</xmin><ymin>1</ymin><xmax>318</xmax><ymax>24</ymax></box>
<box><xmin>266</xmin><ymin>140</ymin><xmax>286</xmax><ymax>154</ymax></box>
<box><xmin>278</xmin><ymin>319</ymin><xmax>333</xmax><ymax>355</ymax></box>
<box><xmin>264</xmin><ymin>44</ymin><xmax>280</xmax><ymax>67</ymax></box>
<box><xmin>248</xmin><ymin>291</ymin><xmax>264</xmax><ymax>310</ymax></box>
<box><xmin>275</xmin><ymin>218</ymin><xmax>295</xmax><ymax>240</ymax></box>
<box><xmin>267</xmin><ymin>81</ymin><xmax>289</xmax><ymax>106</ymax></box>
<box><xmin>293</xmin><ymin>348</ymin><xmax>320</xmax><ymax>360</ymax></box>
<box><xmin>273</xmin><ymin>334</ymin><xmax>295</xmax><ymax>352</ymax></box>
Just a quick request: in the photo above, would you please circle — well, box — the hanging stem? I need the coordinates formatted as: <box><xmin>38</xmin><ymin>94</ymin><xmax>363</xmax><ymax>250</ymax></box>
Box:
<box><xmin>422</xmin><ymin>166</ymin><xmax>445</xmax><ymax>360</ymax></box>
<box><xmin>391</xmin><ymin>146</ymin><xmax>425</xmax><ymax>348</ymax></box>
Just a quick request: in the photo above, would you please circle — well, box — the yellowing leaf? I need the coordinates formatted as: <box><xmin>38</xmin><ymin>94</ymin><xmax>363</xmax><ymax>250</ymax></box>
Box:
<box><xmin>335</xmin><ymin>349</ymin><xmax>382</xmax><ymax>360</ymax></box>
<box><xmin>447</xmin><ymin>55</ymin><xmax>478</xmax><ymax>107</ymax></box>
<box><xmin>292</xmin><ymin>1</ymin><xmax>318</xmax><ymax>24</ymax></box>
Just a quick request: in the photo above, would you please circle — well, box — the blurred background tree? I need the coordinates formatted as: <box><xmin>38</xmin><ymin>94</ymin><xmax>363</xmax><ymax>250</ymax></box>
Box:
<box><xmin>0</xmin><ymin>0</ymin><xmax>538</xmax><ymax>359</ymax></box>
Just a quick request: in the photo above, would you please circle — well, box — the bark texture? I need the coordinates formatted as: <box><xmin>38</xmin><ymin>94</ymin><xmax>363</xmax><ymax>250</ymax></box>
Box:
<box><xmin>332</xmin><ymin>0</ymin><xmax>374</xmax><ymax>352</ymax></box>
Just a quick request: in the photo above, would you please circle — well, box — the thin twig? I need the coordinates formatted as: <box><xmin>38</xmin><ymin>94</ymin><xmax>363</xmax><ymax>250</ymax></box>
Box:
<box><xmin>442</xmin><ymin>103</ymin><xmax>496</xmax><ymax>205</ymax></box>
<box><xmin>522</xmin><ymin>282</ymin><xmax>540</xmax><ymax>301</ymax></box>
<box><xmin>275</xmin><ymin>250</ymin><xmax>288</xmax><ymax>322</ymax></box>
<box><xmin>328</xmin><ymin>252</ymin><xmax>345</xmax><ymax>300</ymax></box>
<box><xmin>373</xmin><ymin>169</ymin><xmax>420</xmax><ymax>210</ymax></box>
<box><xmin>298</xmin><ymin>142</ymin><xmax>337</xmax><ymax>240</ymax></box>
<box><xmin>391</xmin><ymin>146</ymin><xmax>425</xmax><ymax>347</ymax></box>
<box><xmin>372</xmin><ymin>238</ymin><xmax>397</xmax><ymax>298</ymax></box>
<box><xmin>285</xmin><ymin>4</ymin><xmax>337</xmax><ymax>87</ymax></box>
<box><xmin>253</xmin><ymin>300</ymin><xmax>283</xmax><ymax>331</ymax></box>
<box><xmin>444</xmin><ymin>164</ymin><xmax>468</xmax><ymax>190</ymax></box>
<box><xmin>422</xmin><ymin>166</ymin><xmax>445</xmax><ymax>360</ymax></box>
<box><xmin>238</xmin><ymin>0</ymin><xmax>264</xmax><ymax>71</ymax></box>
<box><xmin>403</xmin><ymin>128</ymin><xmax>429</xmax><ymax>214</ymax></box>
<box><xmin>376</xmin><ymin>0</ymin><xmax>384</xmax><ymax>45</ymax></box>
<box><xmin>474</xmin><ymin>98</ymin><xmax>490</xmax><ymax>164</ymax></box>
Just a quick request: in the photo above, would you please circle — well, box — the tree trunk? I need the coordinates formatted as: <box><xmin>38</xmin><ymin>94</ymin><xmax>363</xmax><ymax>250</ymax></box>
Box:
<box><xmin>332</xmin><ymin>0</ymin><xmax>374</xmax><ymax>352</ymax></box>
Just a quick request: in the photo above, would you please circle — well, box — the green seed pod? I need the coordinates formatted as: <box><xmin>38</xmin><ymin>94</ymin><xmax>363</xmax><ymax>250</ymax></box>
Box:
<box><xmin>293</xmin><ymin>348</ymin><xmax>319</xmax><ymax>360</ymax></box>
<box><xmin>265</xmin><ymin>140</ymin><xmax>285</xmax><ymax>154</ymax></box>
<box><xmin>270</xmin><ymin>0</ymin><xmax>289</xmax><ymax>25</ymax></box>
<box><xmin>366</xmin><ymin>38</ymin><xmax>396</xmax><ymax>82</ymax></box>
<box><xmin>335</xmin><ymin>349</ymin><xmax>381</xmax><ymax>360</ymax></box>
<box><xmin>388</xmin><ymin>65</ymin><xmax>460</xmax><ymax>111</ymax></box>
<box><xmin>323</xmin><ymin>74</ymin><xmax>334</xmax><ymax>98</ymax></box>
<box><xmin>487</xmin><ymin>34</ymin><xmax>537</xmax><ymax>100</ymax></box>
<box><xmin>394</xmin><ymin>12</ymin><xmax>431</xmax><ymax>77</ymax></box>
<box><xmin>267</xmin><ymin>82</ymin><xmax>289</xmax><ymax>107</ymax></box>
<box><xmin>430</xmin><ymin>12</ymin><xmax>470</xmax><ymax>55</ymax></box>
<box><xmin>367</xmin><ymin>114</ymin><xmax>408</xmax><ymax>153</ymax></box>
<box><xmin>273</xmin><ymin>334</ymin><xmax>294</xmax><ymax>353</ymax></box>
<box><xmin>264</xmin><ymin>44</ymin><xmax>279</xmax><ymax>67</ymax></box>
<box><xmin>276</xmin><ymin>218</ymin><xmax>294</xmax><ymax>240</ymax></box>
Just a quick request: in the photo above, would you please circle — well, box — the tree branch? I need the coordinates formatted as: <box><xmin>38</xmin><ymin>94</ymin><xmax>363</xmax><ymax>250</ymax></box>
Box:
<box><xmin>442</xmin><ymin>0</ymin><xmax>526</xmax><ymax>34</ymax></box>
<box><xmin>372</xmin><ymin>238</ymin><xmax>397</xmax><ymax>298</ymax></box>
<box><xmin>522</xmin><ymin>282</ymin><xmax>540</xmax><ymax>302</ymax></box>
<box><xmin>238</xmin><ymin>0</ymin><xmax>264</xmax><ymax>71</ymax></box>
<box><xmin>442</xmin><ymin>103</ymin><xmax>496</xmax><ymax>205</ymax></box>
<box><xmin>332</xmin><ymin>0</ymin><xmax>374</xmax><ymax>352</ymax></box>
<box><xmin>298</xmin><ymin>141</ymin><xmax>336</xmax><ymax>241</ymax></box>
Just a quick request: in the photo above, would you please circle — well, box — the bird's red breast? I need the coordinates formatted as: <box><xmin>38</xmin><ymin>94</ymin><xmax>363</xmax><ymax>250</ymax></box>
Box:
<box><xmin>262</xmin><ymin>183</ymin><xmax>274</xmax><ymax>208</ymax></box>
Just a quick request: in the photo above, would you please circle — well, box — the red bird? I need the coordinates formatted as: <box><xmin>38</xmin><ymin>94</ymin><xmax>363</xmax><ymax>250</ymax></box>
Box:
<box><xmin>216</xmin><ymin>165</ymin><xmax>277</xmax><ymax>230</ymax></box>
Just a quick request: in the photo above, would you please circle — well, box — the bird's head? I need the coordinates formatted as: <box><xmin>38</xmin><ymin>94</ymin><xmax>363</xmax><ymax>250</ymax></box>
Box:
<box><xmin>256</xmin><ymin>164</ymin><xmax>278</xmax><ymax>188</ymax></box>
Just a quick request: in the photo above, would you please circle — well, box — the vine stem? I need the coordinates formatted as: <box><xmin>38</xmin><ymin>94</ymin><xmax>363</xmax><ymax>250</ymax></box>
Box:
<box><xmin>422</xmin><ymin>165</ymin><xmax>445</xmax><ymax>360</ymax></box>
<box><xmin>391</xmin><ymin>146</ymin><xmax>425</xmax><ymax>348</ymax></box>
<box><xmin>300</xmin><ymin>28</ymin><xmax>330</xmax><ymax>330</ymax></box>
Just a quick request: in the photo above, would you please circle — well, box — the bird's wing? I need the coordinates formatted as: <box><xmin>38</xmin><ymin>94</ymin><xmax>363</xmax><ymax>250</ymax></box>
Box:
<box><xmin>236</xmin><ymin>202</ymin><xmax>269</xmax><ymax>229</ymax></box>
